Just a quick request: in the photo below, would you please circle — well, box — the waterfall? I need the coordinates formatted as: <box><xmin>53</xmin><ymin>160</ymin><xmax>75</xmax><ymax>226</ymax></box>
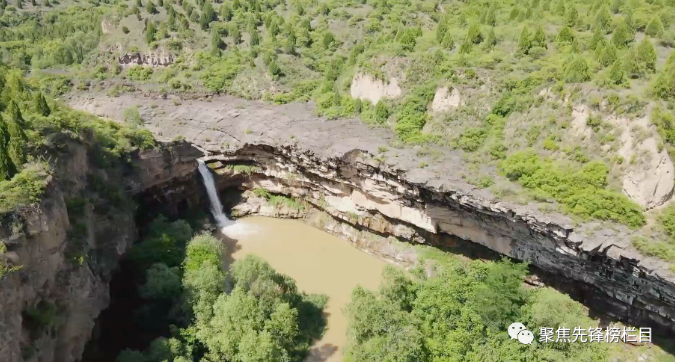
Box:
<box><xmin>197</xmin><ymin>160</ymin><xmax>231</xmax><ymax>228</ymax></box>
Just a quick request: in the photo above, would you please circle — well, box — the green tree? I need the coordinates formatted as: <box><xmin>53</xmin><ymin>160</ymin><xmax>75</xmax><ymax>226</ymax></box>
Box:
<box><xmin>7</xmin><ymin>102</ymin><xmax>27</xmax><ymax>167</ymax></box>
<box><xmin>637</xmin><ymin>37</ymin><xmax>657</xmax><ymax>72</ymax></box>
<box><xmin>146</xmin><ymin>0</ymin><xmax>157</xmax><ymax>14</ymax></box>
<box><xmin>565</xmin><ymin>56</ymin><xmax>591</xmax><ymax>82</ymax></box>
<box><xmin>269</xmin><ymin>20</ymin><xmax>280</xmax><ymax>36</ymax></box>
<box><xmin>532</xmin><ymin>25</ymin><xmax>546</xmax><ymax>48</ymax></box>
<box><xmin>146</xmin><ymin>22</ymin><xmax>157</xmax><ymax>44</ymax></box>
<box><xmin>136</xmin><ymin>0</ymin><xmax>142</xmax><ymax>7</ymax></box>
<box><xmin>140</xmin><ymin>263</ymin><xmax>182</xmax><ymax>300</ymax></box>
<box><xmin>623</xmin><ymin>47</ymin><xmax>642</xmax><ymax>79</ymax></box>
<box><xmin>33</xmin><ymin>92</ymin><xmax>50</xmax><ymax>117</ymax></box>
<box><xmin>609</xmin><ymin>59</ymin><xmax>628</xmax><ymax>85</ymax></box>
<box><xmin>220</xmin><ymin>3</ymin><xmax>232</xmax><ymax>21</ymax></box>
<box><xmin>588</xmin><ymin>27</ymin><xmax>606</xmax><ymax>50</ymax></box>
<box><xmin>211</xmin><ymin>31</ymin><xmax>224</xmax><ymax>54</ymax></box>
<box><xmin>231</xmin><ymin>26</ymin><xmax>241</xmax><ymax>44</ymax></box>
<box><xmin>436</xmin><ymin>19</ymin><xmax>448</xmax><ymax>43</ymax></box>
<box><xmin>517</xmin><ymin>26</ymin><xmax>532</xmax><ymax>54</ymax></box>
<box><xmin>375</xmin><ymin>101</ymin><xmax>389</xmax><ymax>123</ymax></box>
<box><xmin>566</xmin><ymin>5</ymin><xmax>578</xmax><ymax>26</ymax></box>
<box><xmin>200</xmin><ymin>3</ymin><xmax>215</xmax><ymax>30</ymax></box>
<box><xmin>599</xmin><ymin>43</ymin><xmax>618</xmax><ymax>67</ymax></box>
<box><xmin>466</xmin><ymin>22</ymin><xmax>483</xmax><ymax>44</ymax></box>
<box><xmin>268</xmin><ymin>60</ymin><xmax>281</xmax><ymax>79</ymax></box>
<box><xmin>283</xmin><ymin>31</ymin><xmax>296</xmax><ymax>54</ymax></box>
<box><xmin>250</xmin><ymin>28</ymin><xmax>260</xmax><ymax>46</ymax></box>
<box><xmin>611</xmin><ymin>20</ymin><xmax>632</xmax><ymax>48</ymax></box>
<box><xmin>594</xmin><ymin>5</ymin><xmax>612</xmax><ymax>32</ymax></box>
<box><xmin>556</xmin><ymin>26</ymin><xmax>574</xmax><ymax>44</ymax></box>
<box><xmin>322</xmin><ymin>31</ymin><xmax>335</xmax><ymax>49</ymax></box>
<box><xmin>0</xmin><ymin>116</ymin><xmax>16</xmax><ymax>181</ymax></box>
<box><xmin>646</xmin><ymin>16</ymin><xmax>665</xmax><ymax>37</ymax></box>
<box><xmin>485</xmin><ymin>27</ymin><xmax>497</xmax><ymax>49</ymax></box>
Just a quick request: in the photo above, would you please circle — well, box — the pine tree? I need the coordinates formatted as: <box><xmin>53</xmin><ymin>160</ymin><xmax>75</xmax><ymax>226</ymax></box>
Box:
<box><xmin>200</xmin><ymin>3</ymin><xmax>214</xmax><ymax>30</ymax></box>
<box><xmin>623</xmin><ymin>47</ymin><xmax>642</xmax><ymax>79</ymax></box>
<box><xmin>611</xmin><ymin>20</ymin><xmax>632</xmax><ymax>48</ymax></box>
<box><xmin>588</xmin><ymin>28</ymin><xmax>605</xmax><ymax>50</ymax></box>
<box><xmin>375</xmin><ymin>101</ymin><xmax>389</xmax><ymax>123</ymax></box>
<box><xmin>136</xmin><ymin>0</ymin><xmax>142</xmax><ymax>7</ymax></box>
<box><xmin>211</xmin><ymin>31</ymin><xmax>224</xmax><ymax>53</ymax></box>
<box><xmin>599</xmin><ymin>43</ymin><xmax>618</xmax><ymax>67</ymax></box>
<box><xmin>33</xmin><ymin>92</ymin><xmax>50</xmax><ymax>117</ymax></box>
<box><xmin>564</xmin><ymin>56</ymin><xmax>590</xmax><ymax>82</ymax></box>
<box><xmin>157</xmin><ymin>0</ymin><xmax>163</xmax><ymax>6</ymax></box>
<box><xmin>611</xmin><ymin>0</ymin><xmax>624</xmax><ymax>13</ymax></box>
<box><xmin>554</xmin><ymin>0</ymin><xmax>565</xmax><ymax>15</ymax></box>
<box><xmin>250</xmin><ymin>28</ymin><xmax>260</xmax><ymax>46</ymax></box>
<box><xmin>485</xmin><ymin>7</ymin><xmax>496</xmax><ymax>26</ymax></box>
<box><xmin>15</xmin><ymin>0</ymin><xmax>21</xmax><ymax>8</ymax></box>
<box><xmin>466</xmin><ymin>22</ymin><xmax>483</xmax><ymax>44</ymax></box>
<box><xmin>322</xmin><ymin>31</ymin><xmax>335</xmax><ymax>49</ymax></box>
<box><xmin>7</xmin><ymin>101</ymin><xmax>24</xmax><ymax>128</ymax></box>
<box><xmin>146</xmin><ymin>22</ymin><xmax>157</xmax><ymax>44</ymax></box>
<box><xmin>594</xmin><ymin>5</ymin><xmax>612</xmax><ymax>32</ymax></box>
<box><xmin>146</xmin><ymin>0</ymin><xmax>157</xmax><ymax>14</ymax></box>
<box><xmin>231</xmin><ymin>26</ymin><xmax>241</xmax><ymax>44</ymax></box>
<box><xmin>518</xmin><ymin>26</ymin><xmax>532</xmax><ymax>54</ymax></box>
<box><xmin>268</xmin><ymin>60</ymin><xmax>281</xmax><ymax>79</ymax></box>
<box><xmin>6</xmin><ymin>101</ymin><xmax>26</xmax><ymax>168</ymax></box>
<box><xmin>0</xmin><ymin>116</ymin><xmax>16</xmax><ymax>181</ymax></box>
<box><xmin>7</xmin><ymin>117</ymin><xmax>26</xmax><ymax>167</ymax></box>
<box><xmin>609</xmin><ymin>59</ymin><xmax>627</xmax><ymax>85</ymax></box>
<box><xmin>269</xmin><ymin>20</ymin><xmax>280</xmax><ymax>36</ymax></box>
<box><xmin>566</xmin><ymin>6</ymin><xmax>578</xmax><ymax>27</ymax></box>
<box><xmin>532</xmin><ymin>25</ymin><xmax>547</xmax><ymax>48</ymax></box>
<box><xmin>646</xmin><ymin>16</ymin><xmax>665</xmax><ymax>37</ymax></box>
<box><xmin>556</xmin><ymin>26</ymin><xmax>574</xmax><ymax>44</ymax></box>
<box><xmin>284</xmin><ymin>31</ymin><xmax>296</xmax><ymax>54</ymax></box>
<box><xmin>299</xmin><ymin>27</ymin><xmax>311</xmax><ymax>47</ymax></box>
<box><xmin>637</xmin><ymin>37</ymin><xmax>657</xmax><ymax>73</ymax></box>
<box><xmin>220</xmin><ymin>4</ymin><xmax>232</xmax><ymax>21</ymax></box>
<box><xmin>30</xmin><ymin>0</ymin><xmax>35</xmax><ymax>6</ymax></box>
<box><xmin>436</xmin><ymin>19</ymin><xmax>448</xmax><ymax>43</ymax></box>
<box><xmin>485</xmin><ymin>27</ymin><xmax>497</xmax><ymax>48</ymax></box>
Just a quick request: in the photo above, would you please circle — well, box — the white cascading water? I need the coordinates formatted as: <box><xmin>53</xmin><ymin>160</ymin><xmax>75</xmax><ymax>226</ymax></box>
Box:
<box><xmin>197</xmin><ymin>160</ymin><xmax>232</xmax><ymax>228</ymax></box>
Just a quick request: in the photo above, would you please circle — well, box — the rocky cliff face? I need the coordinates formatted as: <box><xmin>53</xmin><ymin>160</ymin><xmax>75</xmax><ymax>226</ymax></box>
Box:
<box><xmin>0</xmin><ymin>141</ymin><xmax>200</xmax><ymax>362</ymax></box>
<box><xmin>205</xmin><ymin>143</ymin><xmax>675</xmax><ymax>335</ymax></box>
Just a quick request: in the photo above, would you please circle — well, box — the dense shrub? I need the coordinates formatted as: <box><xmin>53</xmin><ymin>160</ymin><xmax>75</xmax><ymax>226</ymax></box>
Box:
<box><xmin>501</xmin><ymin>150</ymin><xmax>645</xmax><ymax>227</ymax></box>
<box><xmin>345</xmin><ymin>258</ymin><xmax>609</xmax><ymax>362</ymax></box>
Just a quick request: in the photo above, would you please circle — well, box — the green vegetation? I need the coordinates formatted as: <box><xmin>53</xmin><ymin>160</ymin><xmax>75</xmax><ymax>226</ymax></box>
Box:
<box><xmin>345</xmin><ymin>256</ymin><xmax>608</xmax><ymax>362</ymax></box>
<box><xmin>501</xmin><ymin>150</ymin><xmax>644</xmax><ymax>227</ymax></box>
<box><xmin>116</xmin><ymin>218</ymin><xmax>327</xmax><ymax>362</ymax></box>
<box><xmin>223</xmin><ymin>164</ymin><xmax>262</xmax><ymax>175</ymax></box>
<box><xmin>252</xmin><ymin>187</ymin><xmax>306</xmax><ymax>211</ymax></box>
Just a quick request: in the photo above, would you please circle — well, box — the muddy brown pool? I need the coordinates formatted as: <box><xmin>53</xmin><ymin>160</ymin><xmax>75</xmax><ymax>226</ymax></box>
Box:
<box><xmin>221</xmin><ymin>216</ymin><xmax>388</xmax><ymax>362</ymax></box>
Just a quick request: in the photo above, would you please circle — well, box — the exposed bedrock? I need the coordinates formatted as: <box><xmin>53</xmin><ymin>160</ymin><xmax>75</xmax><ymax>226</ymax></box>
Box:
<box><xmin>201</xmin><ymin>143</ymin><xmax>675</xmax><ymax>335</ymax></box>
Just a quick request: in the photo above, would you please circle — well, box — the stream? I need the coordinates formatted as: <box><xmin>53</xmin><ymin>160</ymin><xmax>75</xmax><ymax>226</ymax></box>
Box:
<box><xmin>220</xmin><ymin>216</ymin><xmax>388</xmax><ymax>362</ymax></box>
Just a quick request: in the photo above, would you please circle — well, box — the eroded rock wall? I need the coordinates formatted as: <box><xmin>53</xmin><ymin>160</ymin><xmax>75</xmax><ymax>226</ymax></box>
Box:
<box><xmin>206</xmin><ymin>143</ymin><xmax>675</xmax><ymax>335</ymax></box>
<box><xmin>0</xmin><ymin>141</ymin><xmax>201</xmax><ymax>362</ymax></box>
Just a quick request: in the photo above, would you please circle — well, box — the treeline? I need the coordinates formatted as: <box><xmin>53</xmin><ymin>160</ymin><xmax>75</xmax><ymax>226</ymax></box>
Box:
<box><xmin>115</xmin><ymin>217</ymin><xmax>327</xmax><ymax>362</ymax></box>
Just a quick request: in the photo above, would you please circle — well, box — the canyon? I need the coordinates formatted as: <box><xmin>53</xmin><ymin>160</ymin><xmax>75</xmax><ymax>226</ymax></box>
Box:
<box><xmin>1</xmin><ymin>92</ymin><xmax>675</xmax><ymax>362</ymax></box>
